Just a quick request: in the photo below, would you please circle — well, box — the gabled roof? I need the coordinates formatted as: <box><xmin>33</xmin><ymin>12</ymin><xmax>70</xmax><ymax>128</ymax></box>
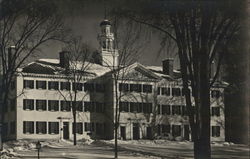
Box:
<box><xmin>19</xmin><ymin>58</ymin><xmax>111</xmax><ymax>77</ymax></box>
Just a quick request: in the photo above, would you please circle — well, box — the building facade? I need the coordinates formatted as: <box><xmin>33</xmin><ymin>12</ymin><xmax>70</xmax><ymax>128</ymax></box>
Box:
<box><xmin>2</xmin><ymin>19</ymin><xmax>226</xmax><ymax>142</ymax></box>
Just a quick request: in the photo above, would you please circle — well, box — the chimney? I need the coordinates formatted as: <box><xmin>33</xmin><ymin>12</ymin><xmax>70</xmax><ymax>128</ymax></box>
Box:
<box><xmin>59</xmin><ymin>51</ymin><xmax>70</xmax><ymax>69</ymax></box>
<box><xmin>162</xmin><ymin>58</ymin><xmax>174</xmax><ymax>77</ymax></box>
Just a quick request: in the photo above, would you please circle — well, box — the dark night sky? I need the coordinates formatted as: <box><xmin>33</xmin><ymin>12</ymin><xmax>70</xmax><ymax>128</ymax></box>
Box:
<box><xmin>37</xmin><ymin>0</ymin><xmax>180</xmax><ymax>68</ymax></box>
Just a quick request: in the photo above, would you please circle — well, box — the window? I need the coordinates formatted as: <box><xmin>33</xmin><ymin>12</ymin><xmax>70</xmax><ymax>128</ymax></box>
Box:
<box><xmin>48</xmin><ymin>81</ymin><xmax>59</xmax><ymax>90</ymax></box>
<box><xmin>157</xmin><ymin>87</ymin><xmax>161</xmax><ymax>95</ymax></box>
<box><xmin>211</xmin><ymin>90</ymin><xmax>221</xmax><ymax>98</ymax></box>
<box><xmin>23</xmin><ymin>99</ymin><xmax>34</xmax><ymax>110</ymax></box>
<box><xmin>60</xmin><ymin>82</ymin><xmax>70</xmax><ymax>90</ymax></box>
<box><xmin>130</xmin><ymin>84</ymin><xmax>142</xmax><ymax>92</ymax></box>
<box><xmin>36</xmin><ymin>81</ymin><xmax>46</xmax><ymax>89</ymax></box>
<box><xmin>96</xmin><ymin>84</ymin><xmax>105</xmax><ymax>92</ymax></box>
<box><xmin>48</xmin><ymin>100</ymin><xmax>59</xmax><ymax>111</ymax></box>
<box><xmin>157</xmin><ymin>105</ymin><xmax>161</xmax><ymax>114</ymax></box>
<box><xmin>181</xmin><ymin>88</ymin><xmax>191</xmax><ymax>96</ymax></box>
<box><xmin>96</xmin><ymin>102</ymin><xmax>104</xmax><ymax>113</ymax></box>
<box><xmin>84</xmin><ymin>122</ymin><xmax>91</xmax><ymax>132</ymax></box>
<box><xmin>138</xmin><ymin>103</ymin><xmax>143</xmax><ymax>113</ymax></box>
<box><xmin>61</xmin><ymin>101</ymin><xmax>71</xmax><ymax>111</ymax></box>
<box><xmin>24</xmin><ymin>80</ymin><xmax>34</xmax><ymax>89</ymax></box>
<box><xmin>211</xmin><ymin>107</ymin><xmax>220</xmax><ymax>116</ymax></box>
<box><xmin>119</xmin><ymin>83</ymin><xmax>129</xmax><ymax>92</ymax></box>
<box><xmin>73</xmin><ymin>83</ymin><xmax>83</xmax><ymax>91</ymax></box>
<box><xmin>23</xmin><ymin>121</ymin><xmax>34</xmax><ymax>134</ymax></box>
<box><xmin>73</xmin><ymin>123</ymin><xmax>83</xmax><ymax>134</ymax></box>
<box><xmin>73</xmin><ymin>101</ymin><xmax>83</xmax><ymax>111</ymax></box>
<box><xmin>143</xmin><ymin>103</ymin><xmax>152</xmax><ymax>114</ymax></box>
<box><xmin>36</xmin><ymin>100</ymin><xmax>46</xmax><ymax>111</ymax></box>
<box><xmin>162</xmin><ymin>125</ymin><xmax>170</xmax><ymax>134</ymax></box>
<box><xmin>130</xmin><ymin>102</ymin><xmax>138</xmax><ymax>113</ymax></box>
<box><xmin>84</xmin><ymin>83</ymin><xmax>94</xmax><ymax>92</ymax></box>
<box><xmin>172</xmin><ymin>88</ymin><xmax>181</xmax><ymax>96</ymax></box>
<box><xmin>119</xmin><ymin>102</ymin><xmax>129</xmax><ymax>112</ymax></box>
<box><xmin>162</xmin><ymin>87</ymin><xmax>170</xmax><ymax>96</ymax></box>
<box><xmin>162</xmin><ymin>105</ymin><xmax>171</xmax><ymax>115</ymax></box>
<box><xmin>181</xmin><ymin>106</ymin><xmax>187</xmax><ymax>116</ymax></box>
<box><xmin>212</xmin><ymin>126</ymin><xmax>220</xmax><ymax>137</ymax></box>
<box><xmin>172</xmin><ymin>105</ymin><xmax>181</xmax><ymax>115</ymax></box>
<box><xmin>10</xmin><ymin>122</ymin><xmax>15</xmax><ymax>134</ymax></box>
<box><xmin>48</xmin><ymin>122</ymin><xmax>59</xmax><ymax>134</ymax></box>
<box><xmin>36</xmin><ymin>122</ymin><xmax>47</xmax><ymax>134</ymax></box>
<box><xmin>143</xmin><ymin>85</ymin><xmax>152</xmax><ymax>93</ymax></box>
<box><xmin>172</xmin><ymin>125</ymin><xmax>181</xmax><ymax>137</ymax></box>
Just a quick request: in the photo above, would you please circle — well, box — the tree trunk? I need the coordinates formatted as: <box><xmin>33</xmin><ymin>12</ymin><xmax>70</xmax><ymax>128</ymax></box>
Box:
<box><xmin>73</xmin><ymin>102</ymin><xmax>77</xmax><ymax>145</ymax></box>
<box><xmin>114</xmin><ymin>122</ymin><xmax>118</xmax><ymax>159</ymax></box>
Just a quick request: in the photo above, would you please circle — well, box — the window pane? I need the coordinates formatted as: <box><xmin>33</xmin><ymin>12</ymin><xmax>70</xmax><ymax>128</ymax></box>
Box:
<box><xmin>36</xmin><ymin>122</ymin><xmax>47</xmax><ymax>134</ymax></box>
<box><xmin>162</xmin><ymin>87</ymin><xmax>170</xmax><ymax>96</ymax></box>
<box><xmin>24</xmin><ymin>80</ymin><xmax>34</xmax><ymax>89</ymax></box>
<box><xmin>61</xmin><ymin>101</ymin><xmax>71</xmax><ymax>111</ymax></box>
<box><xmin>60</xmin><ymin>82</ymin><xmax>71</xmax><ymax>90</ymax></box>
<box><xmin>73</xmin><ymin>83</ymin><xmax>83</xmax><ymax>91</ymax></box>
<box><xmin>48</xmin><ymin>81</ymin><xmax>59</xmax><ymax>90</ymax></box>
<box><xmin>36</xmin><ymin>81</ymin><xmax>46</xmax><ymax>89</ymax></box>
<box><xmin>162</xmin><ymin>105</ymin><xmax>170</xmax><ymax>115</ymax></box>
<box><xmin>143</xmin><ymin>85</ymin><xmax>152</xmax><ymax>93</ymax></box>
<box><xmin>23</xmin><ymin>121</ymin><xmax>34</xmax><ymax>134</ymax></box>
<box><xmin>23</xmin><ymin>99</ymin><xmax>34</xmax><ymax>110</ymax></box>
<box><xmin>36</xmin><ymin>100</ymin><xmax>46</xmax><ymax>111</ymax></box>
<box><xmin>49</xmin><ymin>122</ymin><xmax>59</xmax><ymax>134</ymax></box>
<box><xmin>48</xmin><ymin>100</ymin><xmax>59</xmax><ymax>111</ymax></box>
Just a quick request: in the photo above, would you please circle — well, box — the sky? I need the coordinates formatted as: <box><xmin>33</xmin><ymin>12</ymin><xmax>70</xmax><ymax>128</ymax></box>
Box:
<box><xmin>38</xmin><ymin>0</ymin><xmax>179</xmax><ymax>68</ymax></box>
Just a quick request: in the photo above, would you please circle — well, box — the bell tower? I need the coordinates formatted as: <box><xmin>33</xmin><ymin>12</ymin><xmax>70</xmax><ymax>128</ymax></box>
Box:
<box><xmin>98</xmin><ymin>19</ymin><xmax>119</xmax><ymax>67</ymax></box>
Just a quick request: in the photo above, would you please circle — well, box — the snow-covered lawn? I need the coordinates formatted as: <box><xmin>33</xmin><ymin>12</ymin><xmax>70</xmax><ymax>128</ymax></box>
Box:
<box><xmin>1</xmin><ymin>139</ymin><xmax>249</xmax><ymax>159</ymax></box>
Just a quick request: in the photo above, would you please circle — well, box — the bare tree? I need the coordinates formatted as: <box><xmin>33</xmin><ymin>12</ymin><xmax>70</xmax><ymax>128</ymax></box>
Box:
<box><xmin>100</xmin><ymin>16</ymin><xmax>149</xmax><ymax>158</ymax></box>
<box><xmin>0</xmin><ymin>0</ymin><xmax>68</xmax><ymax>150</ymax></box>
<box><xmin>57</xmin><ymin>37</ymin><xmax>93</xmax><ymax>145</ymax></box>
<box><xmin>112</xmin><ymin>0</ymin><xmax>240</xmax><ymax>158</ymax></box>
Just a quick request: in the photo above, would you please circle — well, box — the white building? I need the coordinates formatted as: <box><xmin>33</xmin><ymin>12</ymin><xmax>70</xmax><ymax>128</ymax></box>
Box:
<box><xmin>2</xmin><ymin>19</ymin><xmax>226</xmax><ymax>142</ymax></box>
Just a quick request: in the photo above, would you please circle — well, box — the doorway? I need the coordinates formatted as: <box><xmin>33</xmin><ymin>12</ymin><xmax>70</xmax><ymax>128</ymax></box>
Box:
<box><xmin>146</xmin><ymin>127</ymin><xmax>152</xmax><ymax>139</ymax></box>
<box><xmin>133</xmin><ymin>123</ymin><xmax>140</xmax><ymax>140</ymax></box>
<box><xmin>63</xmin><ymin>122</ymin><xmax>69</xmax><ymax>139</ymax></box>
<box><xmin>184</xmin><ymin>125</ymin><xmax>190</xmax><ymax>141</ymax></box>
<box><xmin>120</xmin><ymin>126</ymin><xmax>126</xmax><ymax>140</ymax></box>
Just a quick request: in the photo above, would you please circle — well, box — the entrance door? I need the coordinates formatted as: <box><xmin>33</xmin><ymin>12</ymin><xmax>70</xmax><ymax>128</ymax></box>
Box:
<box><xmin>63</xmin><ymin>122</ymin><xmax>69</xmax><ymax>139</ymax></box>
<box><xmin>120</xmin><ymin>126</ymin><xmax>126</xmax><ymax>140</ymax></box>
<box><xmin>133</xmin><ymin>123</ymin><xmax>140</xmax><ymax>140</ymax></box>
<box><xmin>146</xmin><ymin>127</ymin><xmax>152</xmax><ymax>139</ymax></box>
<box><xmin>184</xmin><ymin>125</ymin><xmax>190</xmax><ymax>141</ymax></box>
